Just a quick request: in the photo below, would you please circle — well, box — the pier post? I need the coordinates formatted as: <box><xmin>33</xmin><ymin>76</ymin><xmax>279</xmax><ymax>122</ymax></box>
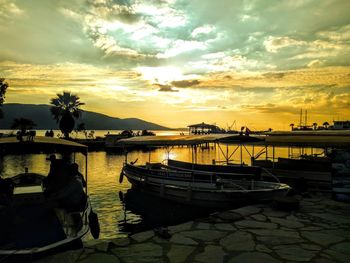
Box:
<box><xmin>226</xmin><ymin>143</ymin><xmax>229</xmax><ymax>165</ymax></box>
<box><xmin>240</xmin><ymin>144</ymin><xmax>243</xmax><ymax>165</ymax></box>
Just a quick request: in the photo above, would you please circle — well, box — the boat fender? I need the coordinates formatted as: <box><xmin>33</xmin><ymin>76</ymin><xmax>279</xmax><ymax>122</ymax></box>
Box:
<box><xmin>119</xmin><ymin>169</ymin><xmax>124</xmax><ymax>184</ymax></box>
<box><xmin>118</xmin><ymin>191</ymin><xmax>124</xmax><ymax>202</ymax></box>
<box><xmin>88</xmin><ymin>210</ymin><xmax>100</xmax><ymax>239</ymax></box>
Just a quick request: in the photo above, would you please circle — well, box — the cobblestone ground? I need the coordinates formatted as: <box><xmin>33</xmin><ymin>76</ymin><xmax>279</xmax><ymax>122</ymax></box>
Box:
<box><xmin>36</xmin><ymin>194</ymin><xmax>350</xmax><ymax>263</ymax></box>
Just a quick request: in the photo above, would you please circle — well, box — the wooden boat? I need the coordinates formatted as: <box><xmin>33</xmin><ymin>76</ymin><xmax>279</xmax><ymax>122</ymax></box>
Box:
<box><xmin>0</xmin><ymin>137</ymin><xmax>99</xmax><ymax>257</ymax></box>
<box><xmin>120</xmin><ymin>162</ymin><xmax>290</xmax><ymax>209</ymax></box>
<box><xmin>252</xmin><ymin>156</ymin><xmax>332</xmax><ymax>191</ymax></box>
<box><xmin>167</xmin><ymin>159</ymin><xmax>263</xmax><ymax>180</ymax></box>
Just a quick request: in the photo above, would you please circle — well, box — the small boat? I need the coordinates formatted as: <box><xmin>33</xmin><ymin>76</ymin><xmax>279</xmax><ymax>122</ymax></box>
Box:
<box><xmin>252</xmin><ymin>156</ymin><xmax>332</xmax><ymax>191</ymax></box>
<box><xmin>167</xmin><ymin>159</ymin><xmax>263</xmax><ymax>180</ymax></box>
<box><xmin>0</xmin><ymin>137</ymin><xmax>99</xmax><ymax>257</ymax></box>
<box><xmin>120</xmin><ymin>161</ymin><xmax>290</xmax><ymax>209</ymax></box>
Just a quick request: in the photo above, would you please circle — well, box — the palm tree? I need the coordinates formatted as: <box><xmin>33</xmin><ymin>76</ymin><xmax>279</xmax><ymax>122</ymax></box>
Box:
<box><xmin>50</xmin><ymin>91</ymin><xmax>85</xmax><ymax>139</ymax></box>
<box><xmin>289</xmin><ymin>123</ymin><xmax>294</xmax><ymax>131</ymax></box>
<box><xmin>312</xmin><ymin>122</ymin><xmax>317</xmax><ymax>130</ymax></box>
<box><xmin>323</xmin><ymin>121</ymin><xmax>329</xmax><ymax>129</ymax></box>
<box><xmin>0</xmin><ymin>78</ymin><xmax>8</xmax><ymax>119</ymax></box>
<box><xmin>11</xmin><ymin>118</ymin><xmax>36</xmax><ymax>134</ymax></box>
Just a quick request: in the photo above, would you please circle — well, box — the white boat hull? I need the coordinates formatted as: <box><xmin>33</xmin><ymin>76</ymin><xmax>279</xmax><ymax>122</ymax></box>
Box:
<box><xmin>123</xmin><ymin>164</ymin><xmax>290</xmax><ymax>208</ymax></box>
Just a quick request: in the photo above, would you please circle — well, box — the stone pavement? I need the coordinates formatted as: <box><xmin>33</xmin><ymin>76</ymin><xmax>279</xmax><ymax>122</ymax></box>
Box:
<box><xmin>36</xmin><ymin>194</ymin><xmax>350</xmax><ymax>263</ymax></box>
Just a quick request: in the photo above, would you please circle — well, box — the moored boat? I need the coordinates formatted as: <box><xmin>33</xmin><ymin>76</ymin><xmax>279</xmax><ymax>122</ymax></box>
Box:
<box><xmin>120</xmin><ymin>162</ymin><xmax>290</xmax><ymax>209</ymax></box>
<box><xmin>0</xmin><ymin>137</ymin><xmax>99</xmax><ymax>258</ymax></box>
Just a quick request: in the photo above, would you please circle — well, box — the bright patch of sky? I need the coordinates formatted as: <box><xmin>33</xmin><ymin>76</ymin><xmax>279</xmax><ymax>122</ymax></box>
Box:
<box><xmin>0</xmin><ymin>0</ymin><xmax>350</xmax><ymax>129</ymax></box>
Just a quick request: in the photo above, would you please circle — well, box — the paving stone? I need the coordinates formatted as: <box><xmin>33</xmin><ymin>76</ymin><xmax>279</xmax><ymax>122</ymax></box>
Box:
<box><xmin>220</xmin><ymin>231</ymin><xmax>255</xmax><ymax>251</ymax></box>
<box><xmin>311</xmin><ymin>222</ymin><xmax>336</xmax><ymax>229</ymax></box>
<box><xmin>250</xmin><ymin>214</ymin><xmax>267</xmax><ymax>221</ymax></box>
<box><xmin>324</xmin><ymin>249</ymin><xmax>350</xmax><ymax>263</ymax></box>
<box><xmin>111</xmin><ymin>237</ymin><xmax>130</xmax><ymax>247</ymax></box>
<box><xmin>214</xmin><ymin>223</ymin><xmax>236</xmax><ymax>231</ymax></box>
<box><xmin>300</xmin><ymin>243</ymin><xmax>322</xmax><ymax>251</ymax></box>
<box><xmin>314</xmin><ymin>258</ymin><xmax>338</xmax><ymax>263</ymax></box>
<box><xmin>286</xmin><ymin>215</ymin><xmax>304</xmax><ymax>221</ymax></box>
<box><xmin>274</xmin><ymin>245</ymin><xmax>317</xmax><ymax>261</ymax></box>
<box><xmin>246</xmin><ymin>229</ymin><xmax>300</xmax><ymax>239</ymax></box>
<box><xmin>256</xmin><ymin>235</ymin><xmax>303</xmax><ymax>246</ymax></box>
<box><xmin>81</xmin><ymin>248</ymin><xmax>95</xmax><ymax>256</ymax></box>
<box><xmin>181</xmin><ymin>230</ymin><xmax>226</xmax><ymax>241</ymax></box>
<box><xmin>227</xmin><ymin>252</ymin><xmax>280</xmax><ymax>263</ymax></box>
<box><xmin>322</xmin><ymin>199</ymin><xmax>350</xmax><ymax>207</ymax></box>
<box><xmin>131</xmin><ymin>230</ymin><xmax>154</xmax><ymax>242</ymax></box>
<box><xmin>329</xmin><ymin>242</ymin><xmax>350</xmax><ymax>255</ymax></box>
<box><xmin>217</xmin><ymin>211</ymin><xmax>243</xmax><ymax>221</ymax></box>
<box><xmin>168</xmin><ymin>221</ymin><xmax>194</xmax><ymax>233</ymax></box>
<box><xmin>196</xmin><ymin>222</ymin><xmax>211</xmax><ymax>230</ymax></box>
<box><xmin>251</xmin><ymin>228</ymin><xmax>303</xmax><ymax>246</ymax></box>
<box><xmin>262</xmin><ymin>207</ymin><xmax>290</xmax><ymax>218</ymax></box>
<box><xmin>279</xmin><ymin>227</ymin><xmax>295</xmax><ymax>231</ymax></box>
<box><xmin>167</xmin><ymin>244</ymin><xmax>196</xmax><ymax>263</ymax></box>
<box><xmin>320</xmin><ymin>252</ymin><xmax>332</xmax><ymax>259</ymax></box>
<box><xmin>235</xmin><ymin>219</ymin><xmax>277</xmax><ymax>229</ymax></box>
<box><xmin>111</xmin><ymin>243</ymin><xmax>163</xmax><ymax>263</ymax></box>
<box><xmin>301</xmin><ymin>231</ymin><xmax>345</xmax><ymax>246</ymax></box>
<box><xmin>194</xmin><ymin>245</ymin><xmax>226</xmax><ymax>263</ymax></box>
<box><xmin>84</xmin><ymin>239</ymin><xmax>102</xmax><ymax>248</ymax></box>
<box><xmin>309</xmin><ymin>213</ymin><xmax>350</xmax><ymax>224</ymax></box>
<box><xmin>35</xmin><ymin>249</ymin><xmax>84</xmax><ymax>263</ymax></box>
<box><xmin>255</xmin><ymin>244</ymin><xmax>272</xmax><ymax>253</ymax></box>
<box><xmin>153</xmin><ymin>235</ymin><xmax>170</xmax><ymax>244</ymax></box>
<box><xmin>300</xmin><ymin>226</ymin><xmax>322</xmax><ymax>231</ymax></box>
<box><xmin>321</xmin><ymin>229</ymin><xmax>350</xmax><ymax>239</ymax></box>
<box><xmin>232</xmin><ymin>206</ymin><xmax>261</xmax><ymax>216</ymax></box>
<box><xmin>94</xmin><ymin>241</ymin><xmax>110</xmax><ymax>252</ymax></box>
<box><xmin>170</xmin><ymin>233</ymin><xmax>198</xmax><ymax>245</ymax></box>
<box><xmin>300</xmin><ymin>200</ymin><xmax>316</xmax><ymax>206</ymax></box>
<box><xmin>269</xmin><ymin>217</ymin><xmax>304</xmax><ymax>228</ymax></box>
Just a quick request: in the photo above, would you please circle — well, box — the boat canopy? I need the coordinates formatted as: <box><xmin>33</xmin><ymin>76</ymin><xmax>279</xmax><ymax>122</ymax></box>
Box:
<box><xmin>116</xmin><ymin>134</ymin><xmax>258</xmax><ymax>147</ymax></box>
<box><xmin>116</xmin><ymin>133</ymin><xmax>350</xmax><ymax>148</ymax></box>
<box><xmin>0</xmin><ymin>136</ymin><xmax>88</xmax><ymax>155</ymax></box>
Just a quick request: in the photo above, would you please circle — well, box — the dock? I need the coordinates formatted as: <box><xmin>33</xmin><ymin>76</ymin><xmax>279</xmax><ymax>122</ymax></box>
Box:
<box><xmin>32</xmin><ymin>193</ymin><xmax>350</xmax><ymax>262</ymax></box>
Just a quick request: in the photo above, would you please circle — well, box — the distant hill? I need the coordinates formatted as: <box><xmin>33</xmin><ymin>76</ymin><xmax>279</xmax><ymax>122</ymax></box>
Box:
<box><xmin>0</xmin><ymin>103</ymin><xmax>170</xmax><ymax>130</ymax></box>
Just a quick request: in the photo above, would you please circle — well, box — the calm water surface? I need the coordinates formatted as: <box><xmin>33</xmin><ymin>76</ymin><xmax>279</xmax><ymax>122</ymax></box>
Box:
<box><xmin>0</xmin><ymin>130</ymin><xmax>323</xmax><ymax>239</ymax></box>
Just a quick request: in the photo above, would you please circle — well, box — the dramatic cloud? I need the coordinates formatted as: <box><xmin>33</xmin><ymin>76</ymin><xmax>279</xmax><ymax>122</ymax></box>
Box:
<box><xmin>0</xmin><ymin>0</ymin><xmax>350</xmax><ymax>129</ymax></box>
<box><xmin>171</xmin><ymin>80</ymin><xmax>200</xmax><ymax>88</ymax></box>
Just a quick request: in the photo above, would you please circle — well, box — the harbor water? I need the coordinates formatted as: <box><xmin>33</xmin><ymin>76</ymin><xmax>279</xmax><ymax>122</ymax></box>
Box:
<box><xmin>0</xmin><ymin>130</ymin><xmax>323</xmax><ymax>239</ymax></box>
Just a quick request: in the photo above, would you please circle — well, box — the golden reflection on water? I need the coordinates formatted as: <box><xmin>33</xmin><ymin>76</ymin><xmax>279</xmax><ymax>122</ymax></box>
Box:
<box><xmin>0</xmin><ymin>144</ymin><xmax>323</xmax><ymax>239</ymax></box>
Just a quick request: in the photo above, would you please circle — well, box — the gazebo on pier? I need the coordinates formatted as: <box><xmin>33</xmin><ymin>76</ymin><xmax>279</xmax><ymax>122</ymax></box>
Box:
<box><xmin>188</xmin><ymin>122</ymin><xmax>223</xmax><ymax>135</ymax></box>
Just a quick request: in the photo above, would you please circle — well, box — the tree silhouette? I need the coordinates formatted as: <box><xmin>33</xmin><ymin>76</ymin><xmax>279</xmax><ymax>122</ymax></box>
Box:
<box><xmin>75</xmin><ymin>122</ymin><xmax>87</xmax><ymax>138</ymax></box>
<box><xmin>11</xmin><ymin>118</ymin><xmax>36</xmax><ymax>134</ymax></box>
<box><xmin>312</xmin><ymin>122</ymin><xmax>317</xmax><ymax>130</ymax></box>
<box><xmin>289</xmin><ymin>123</ymin><xmax>294</xmax><ymax>131</ymax></box>
<box><xmin>323</xmin><ymin>121</ymin><xmax>329</xmax><ymax>129</ymax></box>
<box><xmin>50</xmin><ymin>91</ymin><xmax>85</xmax><ymax>139</ymax></box>
<box><xmin>0</xmin><ymin>78</ymin><xmax>9</xmax><ymax>119</ymax></box>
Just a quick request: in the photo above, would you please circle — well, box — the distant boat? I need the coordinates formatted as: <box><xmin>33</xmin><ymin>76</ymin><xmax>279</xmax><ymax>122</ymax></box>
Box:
<box><xmin>120</xmin><ymin>161</ymin><xmax>290</xmax><ymax>209</ymax></box>
<box><xmin>0</xmin><ymin>137</ymin><xmax>99</xmax><ymax>257</ymax></box>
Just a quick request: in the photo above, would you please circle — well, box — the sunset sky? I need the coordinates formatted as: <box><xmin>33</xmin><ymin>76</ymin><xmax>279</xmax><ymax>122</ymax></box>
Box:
<box><xmin>0</xmin><ymin>0</ymin><xmax>350</xmax><ymax>130</ymax></box>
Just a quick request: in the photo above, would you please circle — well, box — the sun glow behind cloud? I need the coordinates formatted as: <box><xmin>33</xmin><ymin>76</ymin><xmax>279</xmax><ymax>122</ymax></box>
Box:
<box><xmin>0</xmin><ymin>0</ymin><xmax>350</xmax><ymax>129</ymax></box>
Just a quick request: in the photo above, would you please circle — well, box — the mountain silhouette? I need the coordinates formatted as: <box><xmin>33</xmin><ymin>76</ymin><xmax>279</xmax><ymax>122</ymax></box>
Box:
<box><xmin>0</xmin><ymin>103</ymin><xmax>170</xmax><ymax>130</ymax></box>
